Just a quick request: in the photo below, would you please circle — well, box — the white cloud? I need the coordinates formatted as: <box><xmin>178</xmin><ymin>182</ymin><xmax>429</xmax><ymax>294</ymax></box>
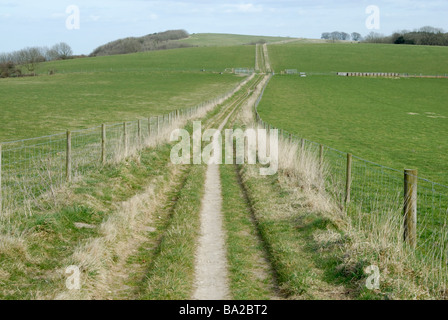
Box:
<box><xmin>222</xmin><ymin>3</ymin><xmax>264</xmax><ymax>13</ymax></box>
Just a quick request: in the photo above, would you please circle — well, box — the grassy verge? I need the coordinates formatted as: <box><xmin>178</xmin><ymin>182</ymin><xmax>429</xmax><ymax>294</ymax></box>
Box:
<box><xmin>133</xmin><ymin>163</ymin><xmax>206</xmax><ymax>300</ymax></box>
<box><xmin>219</xmin><ymin>163</ymin><xmax>278</xmax><ymax>300</ymax></box>
<box><xmin>239</xmin><ymin>163</ymin><xmax>356</xmax><ymax>300</ymax></box>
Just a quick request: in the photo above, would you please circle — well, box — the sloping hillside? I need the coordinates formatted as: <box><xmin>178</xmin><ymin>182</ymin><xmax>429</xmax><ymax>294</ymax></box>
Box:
<box><xmin>90</xmin><ymin>29</ymin><xmax>192</xmax><ymax>57</ymax></box>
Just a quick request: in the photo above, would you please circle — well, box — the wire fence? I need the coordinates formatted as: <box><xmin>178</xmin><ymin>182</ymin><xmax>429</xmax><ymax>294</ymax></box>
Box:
<box><xmin>0</xmin><ymin>75</ymin><xmax>252</xmax><ymax>215</ymax></box>
<box><xmin>39</xmin><ymin>67</ymin><xmax>243</xmax><ymax>75</ymax></box>
<box><xmin>254</xmin><ymin>73</ymin><xmax>448</xmax><ymax>264</ymax></box>
<box><xmin>277</xmin><ymin>71</ymin><xmax>448</xmax><ymax>78</ymax></box>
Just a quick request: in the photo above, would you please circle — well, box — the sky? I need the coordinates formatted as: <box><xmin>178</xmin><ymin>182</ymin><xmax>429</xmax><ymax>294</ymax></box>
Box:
<box><xmin>1</xmin><ymin>0</ymin><xmax>447</xmax><ymax>55</ymax></box>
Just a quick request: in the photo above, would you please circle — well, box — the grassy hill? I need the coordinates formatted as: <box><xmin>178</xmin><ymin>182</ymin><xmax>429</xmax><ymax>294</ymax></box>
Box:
<box><xmin>90</xmin><ymin>29</ymin><xmax>191</xmax><ymax>57</ymax></box>
<box><xmin>40</xmin><ymin>45</ymin><xmax>255</xmax><ymax>74</ymax></box>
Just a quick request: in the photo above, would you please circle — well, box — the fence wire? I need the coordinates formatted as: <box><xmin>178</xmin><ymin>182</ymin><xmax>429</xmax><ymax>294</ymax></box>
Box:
<box><xmin>0</xmin><ymin>75</ymin><xmax>252</xmax><ymax>214</ymax></box>
<box><xmin>254</xmin><ymin>74</ymin><xmax>448</xmax><ymax>266</ymax></box>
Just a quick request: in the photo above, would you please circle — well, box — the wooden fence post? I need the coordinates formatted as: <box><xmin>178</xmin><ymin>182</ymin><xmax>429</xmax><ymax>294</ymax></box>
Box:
<box><xmin>404</xmin><ymin>169</ymin><xmax>418</xmax><ymax>248</ymax></box>
<box><xmin>345</xmin><ymin>153</ymin><xmax>352</xmax><ymax>205</ymax></box>
<box><xmin>123</xmin><ymin>122</ymin><xmax>127</xmax><ymax>156</ymax></box>
<box><xmin>66</xmin><ymin>131</ymin><xmax>72</xmax><ymax>182</ymax></box>
<box><xmin>101</xmin><ymin>124</ymin><xmax>106</xmax><ymax>164</ymax></box>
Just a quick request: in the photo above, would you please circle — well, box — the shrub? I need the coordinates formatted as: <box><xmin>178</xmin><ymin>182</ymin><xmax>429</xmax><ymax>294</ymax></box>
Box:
<box><xmin>0</xmin><ymin>61</ymin><xmax>21</xmax><ymax>78</ymax></box>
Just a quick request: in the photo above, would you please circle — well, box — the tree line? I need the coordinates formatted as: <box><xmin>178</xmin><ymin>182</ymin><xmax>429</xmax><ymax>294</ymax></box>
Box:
<box><xmin>364</xmin><ymin>26</ymin><xmax>448</xmax><ymax>46</ymax></box>
<box><xmin>0</xmin><ymin>42</ymin><xmax>73</xmax><ymax>78</ymax></box>
<box><xmin>321</xmin><ymin>31</ymin><xmax>363</xmax><ymax>42</ymax></box>
<box><xmin>322</xmin><ymin>26</ymin><xmax>448</xmax><ymax>46</ymax></box>
<box><xmin>90</xmin><ymin>29</ymin><xmax>192</xmax><ymax>57</ymax></box>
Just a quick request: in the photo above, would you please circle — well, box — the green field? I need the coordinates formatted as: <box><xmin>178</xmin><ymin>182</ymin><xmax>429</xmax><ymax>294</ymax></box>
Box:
<box><xmin>0</xmin><ymin>71</ymin><xmax>241</xmax><ymax>142</ymax></box>
<box><xmin>269</xmin><ymin>43</ymin><xmax>448</xmax><ymax>74</ymax></box>
<box><xmin>177</xmin><ymin>33</ymin><xmax>293</xmax><ymax>47</ymax></box>
<box><xmin>41</xmin><ymin>45</ymin><xmax>255</xmax><ymax>74</ymax></box>
<box><xmin>258</xmin><ymin>75</ymin><xmax>448</xmax><ymax>185</ymax></box>
<box><xmin>0</xmin><ymin>45</ymin><xmax>255</xmax><ymax>142</ymax></box>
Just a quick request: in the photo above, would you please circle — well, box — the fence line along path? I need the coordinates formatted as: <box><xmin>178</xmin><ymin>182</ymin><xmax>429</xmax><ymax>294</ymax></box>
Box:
<box><xmin>0</xmin><ymin>76</ymin><xmax>251</xmax><ymax>216</ymax></box>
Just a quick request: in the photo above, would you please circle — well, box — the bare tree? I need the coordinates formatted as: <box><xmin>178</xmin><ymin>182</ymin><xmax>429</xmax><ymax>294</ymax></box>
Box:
<box><xmin>364</xmin><ymin>32</ymin><xmax>385</xmax><ymax>43</ymax></box>
<box><xmin>351</xmin><ymin>32</ymin><xmax>362</xmax><ymax>41</ymax></box>
<box><xmin>15</xmin><ymin>47</ymin><xmax>45</xmax><ymax>74</ymax></box>
<box><xmin>419</xmin><ymin>26</ymin><xmax>444</xmax><ymax>34</ymax></box>
<box><xmin>51</xmin><ymin>42</ymin><xmax>73</xmax><ymax>60</ymax></box>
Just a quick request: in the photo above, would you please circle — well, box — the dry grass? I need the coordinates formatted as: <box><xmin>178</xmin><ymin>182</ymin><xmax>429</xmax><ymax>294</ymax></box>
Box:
<box><xmin>269</xmin><ymin>130</ymin><xmax>448</xmax><ymax>299</ymax></box>
<box><xmin>50</xmin><ymin>170</ymin><xmax>177</xmax><ymax>300</ymax></box>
